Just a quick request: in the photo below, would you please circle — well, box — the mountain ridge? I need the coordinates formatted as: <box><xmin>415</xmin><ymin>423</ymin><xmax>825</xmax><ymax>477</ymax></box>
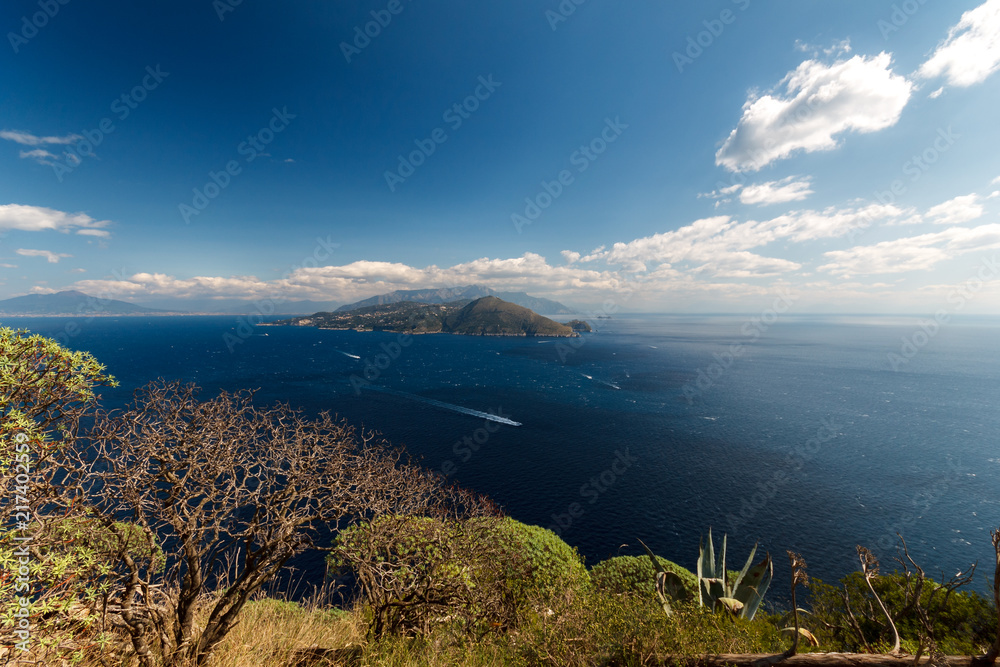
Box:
<box><xmin>274</xmin><ymin>296</ymin><xmax>580</xmax><ymax>337</ymax></box>
<box><xmin>335</xmin><ymin>285</ymin><xmax>573</xmax><ymax>314</ymax></box>
<box><xmin>0</xmin><ymin>290</ymin><xmax>174</xmax><ymax>316</ymax></box>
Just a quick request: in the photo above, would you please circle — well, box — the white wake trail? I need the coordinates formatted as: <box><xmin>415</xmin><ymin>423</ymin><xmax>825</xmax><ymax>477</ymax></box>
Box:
<box><xmin>362</xmin><ymin>386</ymin><xmax>522</xmax><ymax>426</ymax></box>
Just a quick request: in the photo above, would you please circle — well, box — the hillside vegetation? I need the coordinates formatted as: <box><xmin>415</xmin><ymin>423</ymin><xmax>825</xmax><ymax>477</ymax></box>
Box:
<box><xmin>2</xmin><ymin>325</ymin><xmax>998</xmax><ymax>667</ymax></box>
<box><xmin>277</xmin><ymin>296</ymin><xmax>579</xmax><ymax>337</ymax></box>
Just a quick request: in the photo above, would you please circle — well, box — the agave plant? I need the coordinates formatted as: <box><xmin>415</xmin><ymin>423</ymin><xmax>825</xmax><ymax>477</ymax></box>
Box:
<box><xmin>638</xmin><ymin>538</ymin><xmax>691</xmax><ymax>616</ymax></box>
<box><xmin>696</xmin><ymin>528</ymin><xmax>772</xmax><ymax>619</ymax></box>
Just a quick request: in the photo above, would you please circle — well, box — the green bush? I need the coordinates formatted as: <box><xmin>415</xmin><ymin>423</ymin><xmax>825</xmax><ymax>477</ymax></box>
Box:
<box><xmin>590</xmin><ymin>554</ymin><xmax>697</xmax><ymax>598</ymax></box>
<box><xmin>330</xmin><ymin>515</ymin><xmax>530</xmax><ymax>637</ymax></box>
<box><xmin>808</xmin><ymin>572</ymin><xmax>996</xmax><ymax>654</ymax></box>
<box><xmin>487</xmin><ymin>518</ymin><xmax>590</xmax><ymax>603</ymax></box>
<box><xmin>330</xmin><ymin>516</ymin><xmax>588</xmax><ymax>637</ymax></box>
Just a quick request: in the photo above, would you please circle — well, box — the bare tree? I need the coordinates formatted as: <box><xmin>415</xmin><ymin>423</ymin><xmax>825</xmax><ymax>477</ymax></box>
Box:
<box><xmin>64</xmin><ymin>380</ymin><xmax>474</xmax><ymax>667</ymax></box>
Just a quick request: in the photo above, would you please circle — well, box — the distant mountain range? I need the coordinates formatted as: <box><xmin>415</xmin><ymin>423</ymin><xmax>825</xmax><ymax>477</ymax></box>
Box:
<box><xmin>275</xmin><ymin>296</ymin><xmax>580</xmax><ymax>337</ymax></box>
<box><xmin>335</xmin><ymin>285</ymin><xmax>573</xmax><ymax>314</ymax></box>
<box><xmin>0</xmin><ymin>290</ymin><xmax>173</xmax><ymax>316</ymax></box>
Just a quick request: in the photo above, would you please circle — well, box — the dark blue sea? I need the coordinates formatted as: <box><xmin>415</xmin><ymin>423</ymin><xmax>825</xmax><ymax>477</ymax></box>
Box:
<box><xmin>6</xmin><ymin>314</ymin><xmax>999</xmax><ymax>598</ymax></box>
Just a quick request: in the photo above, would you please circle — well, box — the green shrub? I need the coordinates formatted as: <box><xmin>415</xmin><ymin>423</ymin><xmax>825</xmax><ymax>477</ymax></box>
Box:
<box><xmin>808</xmin><ymin>572</ymin><xmax>996</xmax><ymax>654</ymax></box>
<box><xmin>330</xmin><ymin>515</ymin><xmax>530</xmax><ymax>637</ymax></box>
<box><xmin>487</xmin><ymin>517</ymin><xmax>590</xmax><ymax>603</ymax></box>
<box><xmin>330</xmin><ymin>516</ymin><xmax>588</xmax><ymax>637</ymax></box>
<box><xmin>590</xmin><ymin>554</ymin><xmax>697</xmax><ymax>599</ymax></box>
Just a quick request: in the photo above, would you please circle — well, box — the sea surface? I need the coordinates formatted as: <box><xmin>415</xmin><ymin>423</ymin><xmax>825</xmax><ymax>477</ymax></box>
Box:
<box><xmin>6</xmin><ymin>313</ymin><xmax>999</xmax><ymax>599</ymax></box>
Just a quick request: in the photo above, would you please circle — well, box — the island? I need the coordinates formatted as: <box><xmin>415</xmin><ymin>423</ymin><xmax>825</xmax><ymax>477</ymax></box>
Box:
<box><xmin>270</xmin><ymin>296</ymin><xmax>586</xmax><ymax>337</ymax></box>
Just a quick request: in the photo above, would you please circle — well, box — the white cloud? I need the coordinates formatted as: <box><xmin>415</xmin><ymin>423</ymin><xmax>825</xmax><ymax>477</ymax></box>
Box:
<box><xmin>0</xmin><ymin>130</ymin><xmax>81</xmax><ymax>146</ymax></box>
<box><xmin>16</xmin><ymin>249</ymin><xmax>72</xmax><ymax>264</ymax></box>
<box><xmin>67</xmin><ymin>254</ymin><xmax>627</xmax><ymax>305</ymax></box>
<box><xmin>597</xmin><ymin>204</ymin><xmax>909</xmax><ymax>277</ymax></box>
<box><xmin>926</xmin><ymin>194</ymin><xmax>983</xmax><ymax>225</ymax></box>
<box><xmin>0</xmin><ymin>263</ymin><xmax>17</xmax><ymax>269</ymax></box>
<box><xmin>739</xmin><ymin>177</ymin><xmax>814</xmax><ymax>206</ymax></box>
<box><xmin>18</xmin><ymin>149</ymin><xmax>58</xmax><ymax>165</ymax></box>
<box><xmin>818</xmin><ymin>223</ymin><xmax>1000</xmax><ymax>276</ymax></box>
<box><xmin>561</xmin><ymin>250</ymin><xmax>581</xmax><ymax>263</ymax></box>
<box><xmin>991</xmin><ymin>175</ymin><xmax>1000</xmax><ymax>186</ymax></box>
<box><xmin>0</xmin><ymin>204</ymin><xmax>112</xmax><ymax>237</ymax></box>
<box><xmin>716</xmin><ymin>53</ymin><xmax>912</xmax><ymax>172</ymax></box>
<box><xmin>917</xmin><ymin>0</ymin><xmax>1000</xmax><ymax>88</ymax></box>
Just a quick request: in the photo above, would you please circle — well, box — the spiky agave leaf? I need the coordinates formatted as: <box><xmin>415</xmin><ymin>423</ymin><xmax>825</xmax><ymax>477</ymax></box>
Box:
<box><xmin>729</xmin><ymin>541</ymin><xmax>759</xmax><ymax>593</ymax></box>
<box><xmin>653</xmin><ymin>571</ymin><xmax>674</xmax><ymax>616</ymax></box>
<box><xmin>638</xmin><ymin>538</ymin><xmax>672</xmax><ymax>614</ymax></box>
<box><xmin>733</xmin><ymin>552</ymin><xmax>773</xmax><ymax>620</ymax></box>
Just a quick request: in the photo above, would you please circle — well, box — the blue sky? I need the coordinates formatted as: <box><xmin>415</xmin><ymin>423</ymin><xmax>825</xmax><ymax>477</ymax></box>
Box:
<box><xmin>2</xmin><ymin>0</ymin><xmax>1000</xmax><ymax>312</ymax></box>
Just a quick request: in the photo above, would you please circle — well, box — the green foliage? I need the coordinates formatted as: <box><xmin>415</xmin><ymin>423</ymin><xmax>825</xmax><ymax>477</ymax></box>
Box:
<box><xmin>0</xmin><ymin>328</ymin><xmax>118</xmax><ymax>662</ymax></box>
<box><xmin>487</xmin><ymin>517</ymin><xmax>590</xmax><ymax>602</ymax></box>
<box><xmin>590</xmin><ymin>554</ymin><xmax>697</xmax><ymax>598</ymax></box>
<box><xmin>331</xmin><ymin>515</ymin><xmax>528</xmax><ymax>637</ymax></box>
<box><xmin>696</xmin><ymin>528</ymin><xmax>772</xmax><ymax>620</ymax></box>
<box><xmin>330</xmin><ymin>516</ymin><xmax>588</xmax><ymax>638</ymax></box>
<box><xmin>808</xmin><ymin>572</ymin><xmax>996</xmax><ymax>654</ymax></box>
<box><xmin>516</xmin><ymin>587</ymin><xmax>785</xmax><ymax>666</ymax></box>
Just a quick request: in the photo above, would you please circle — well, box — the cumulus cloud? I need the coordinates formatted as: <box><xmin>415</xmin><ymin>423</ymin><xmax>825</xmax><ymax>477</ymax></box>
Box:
<box><xmin>917</xmin><ymin>0</ymin><xmax>1000</xmax><ymax>88</ymax></box>
<box><xmin>926</xmin><ymin>194</ymin><xmax>983</xmax><ymax>225</ymax></box>
<box><xmin>597</xmin><ymin>204</ymin><xmax>909</xmax><ymax>277</ymax></box>
<box><xmin>716</xmin><ymin>53</ymin><xmax>912</xmax><ymax>172</ymax></box>
<box><xmin>66</xmin><ymin>253</ymin><xmax>627</xmax><ymax>305</ymax></box>
<box><xmin>0</xmin><ymin>204</ymin><xmax>112</xmax><ymax>237</ymax></box>
<box><xmin>16</xmin><ymin>249</ymin><xmax>72</xmax><ymax>264</ymax></box>
<box><xmin>739</xmin><ymin>176</ymin><xmax>814</xmax><ymax>206</ymax></box>
<box><xmin>561</xmin><ymin>250</ymin><xmax>581</xmax><ymax>263</ymax></box>
<box><xmin>818</xmin><ymin>223</ymin><xmax>1000</xmax><ymax>277</ymax></box>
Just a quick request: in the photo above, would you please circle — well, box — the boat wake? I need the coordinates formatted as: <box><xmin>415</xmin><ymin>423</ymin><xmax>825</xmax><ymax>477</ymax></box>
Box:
<box><xmin>338</xmin><ymin>351</ymin><xmax>361</xmax><ymax>359</ymax></box>
<box><xmin>362</xmin><ymin>386</ymin><xmax>522</xmax><ymax>426</ymax></box>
